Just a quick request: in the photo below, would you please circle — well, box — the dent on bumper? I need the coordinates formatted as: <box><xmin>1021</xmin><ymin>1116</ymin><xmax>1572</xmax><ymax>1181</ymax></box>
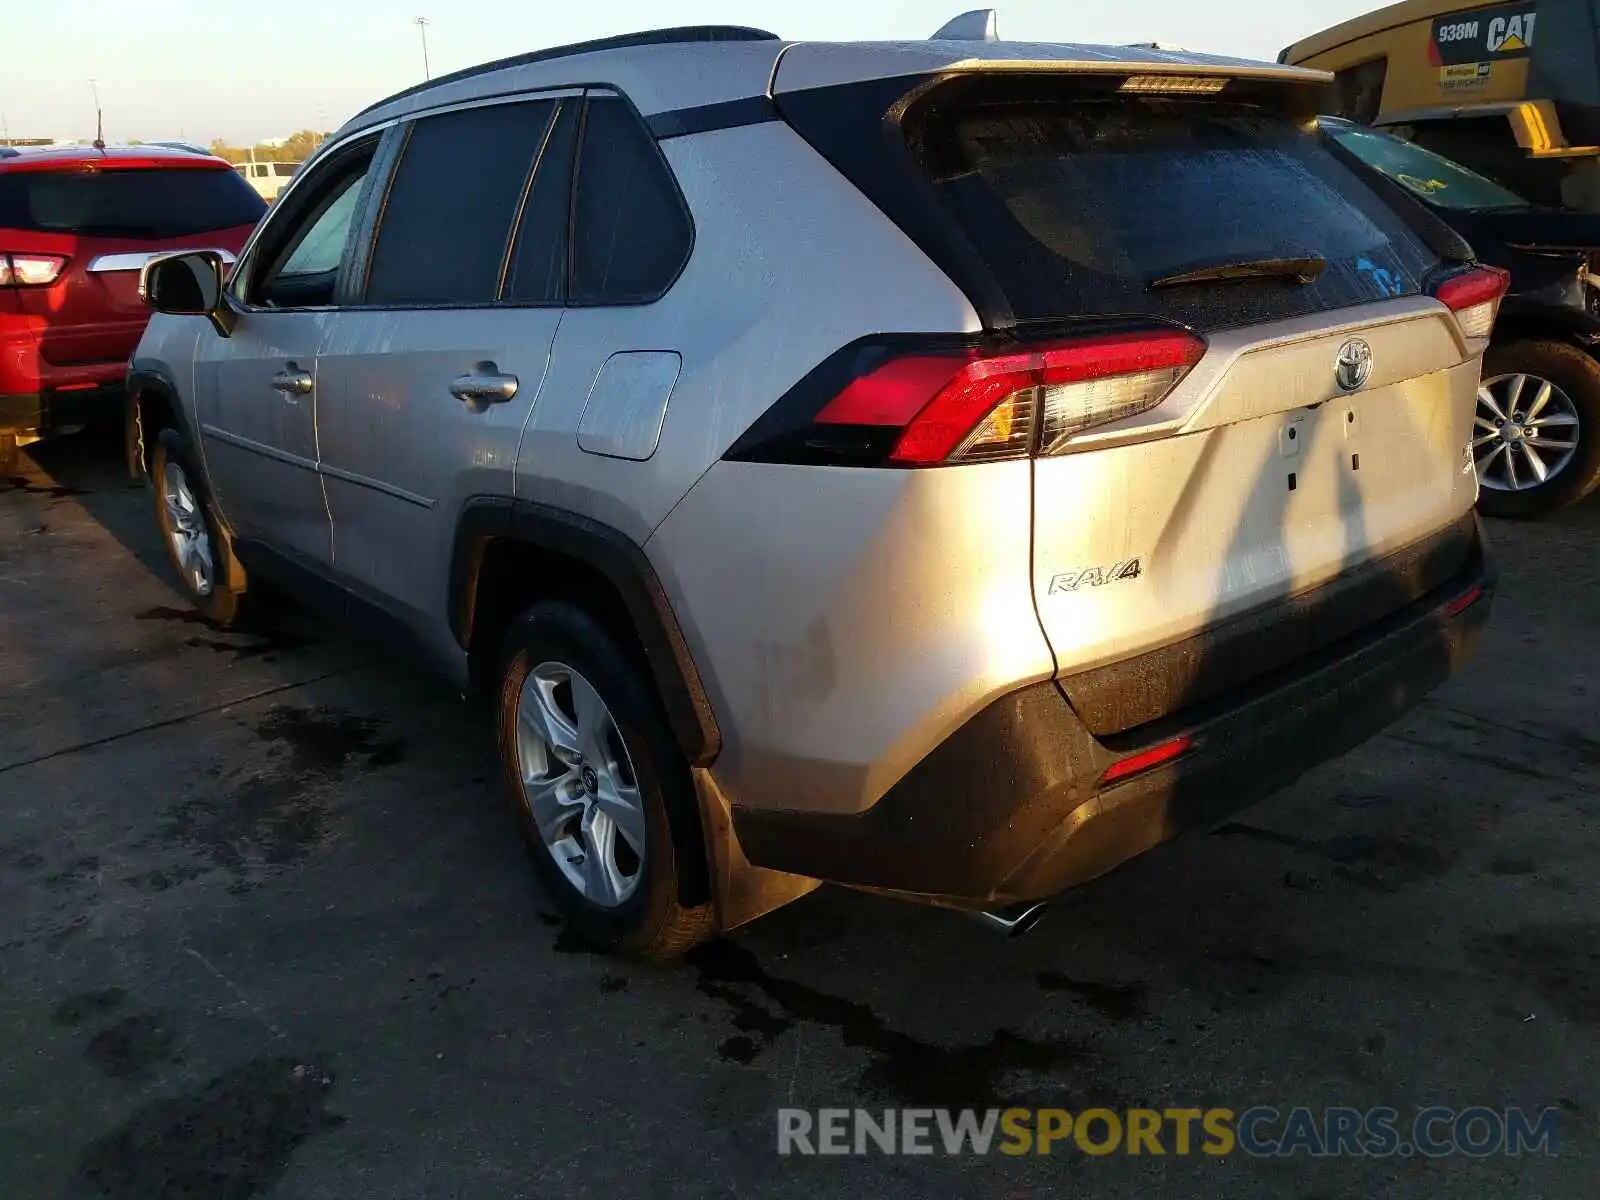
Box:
<box><xmin>730</xmin><ymin>521</ymin><xmax>1495</xmax><ymax>907</ymax></box>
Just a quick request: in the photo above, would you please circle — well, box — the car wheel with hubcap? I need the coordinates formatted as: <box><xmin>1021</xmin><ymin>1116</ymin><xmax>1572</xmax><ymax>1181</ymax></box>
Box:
<box><xmin>151</xmin><ymin>427</ymin><xmax>247</xmax><ymax>626</ymax></box>
<box><xmin>1474</xmin><ymin>340</ymin><xmax>1600</xmax><ymax>519</ymax></box>
<box><xmin>496</xmin><ymin>601</ymin><xmax>714</xmax><ymax>957</ymax></box>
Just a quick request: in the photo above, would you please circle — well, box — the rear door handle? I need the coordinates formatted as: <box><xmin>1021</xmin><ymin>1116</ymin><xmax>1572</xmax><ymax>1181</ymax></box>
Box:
<box><xmin>449</xmin><ymin>362</ymin><xmax>519</xmax><ymax>410</ymax></box>
<box><xmin>270</xmin><ymin>367</ymin><xmax>314</xmax><ymax>396</ymax></box>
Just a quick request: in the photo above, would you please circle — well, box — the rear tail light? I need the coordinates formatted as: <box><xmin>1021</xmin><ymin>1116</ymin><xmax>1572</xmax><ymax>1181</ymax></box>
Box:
<box><xmin>0</xmin><ymin>253</ymin><xmax>68</xmax><ymax>288</ymax></box>
<box><xmin>731</xmin><ymin>329</ymin><xmax>1206</xmax><ymax>468</ymax></box>
<box><xmin>1432</xmin><ymin>265</ymin><xmax>1510</xmax><ymax>340</ymax></box>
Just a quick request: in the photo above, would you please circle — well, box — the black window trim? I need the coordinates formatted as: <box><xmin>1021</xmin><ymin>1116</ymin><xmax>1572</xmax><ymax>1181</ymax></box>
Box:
<box><xmin>230</xmin><ymin>82</ymin><xmax>698</xmax><ymax>317</ymax></box>
<box><xmin>333</xmin><ymin>84</ymin><xmax>694</xmax><ymax>313</ymax></box>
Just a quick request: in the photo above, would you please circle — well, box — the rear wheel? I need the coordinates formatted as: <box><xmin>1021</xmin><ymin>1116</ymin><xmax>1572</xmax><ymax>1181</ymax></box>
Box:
<box><xmin>151</xmin><ymin>428</ymin><xmax>248</xmax><ymax>627</ymax></box>
<box><xmin>1474</xmin><ymin>340</ymin><xmax>1600</xmax><ymax>519</ymax></box>
<box><xmin>495</xmin><ymin>602</ymin><xmax>714</xmax><ymax>958</ymax></box>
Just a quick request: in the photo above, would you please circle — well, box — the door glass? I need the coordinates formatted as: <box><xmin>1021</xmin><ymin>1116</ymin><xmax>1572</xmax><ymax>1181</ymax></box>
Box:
<box><xmin>247</xmin><ymin>146</ymin><xmax>375</xmax><ymax>309</ymax></box>
<box><xmin>504</xmin><ymin>101</ymin><xmax>579</xmax><ymax>303</ymax></box>
<box><xmin>569</xmin><ymin>95</ymin><xmax>692</xmax><ymax>304</ymax></box>
<box><xmin>279</xmin><ymin>178</ymin><xmax>365</xmax><ymax>276</ymax></box>
<box><xmin>364</xmin><ymin>100</ymin><xmax>557</xmax><ymax>305</ymax></box>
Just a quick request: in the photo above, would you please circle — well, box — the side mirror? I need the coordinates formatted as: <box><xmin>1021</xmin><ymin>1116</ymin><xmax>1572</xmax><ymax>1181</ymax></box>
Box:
<box><xmin>140</xmin><ymin>251</ymin><xmax>235</xmax><ymax>337</ymax></box>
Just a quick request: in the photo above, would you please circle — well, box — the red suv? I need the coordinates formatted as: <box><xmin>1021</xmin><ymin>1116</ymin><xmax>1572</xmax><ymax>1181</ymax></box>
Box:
<box><xmin>0</xmin><ymin>144</ymin><xmax>265</xmax><ymax>474</ymax></box>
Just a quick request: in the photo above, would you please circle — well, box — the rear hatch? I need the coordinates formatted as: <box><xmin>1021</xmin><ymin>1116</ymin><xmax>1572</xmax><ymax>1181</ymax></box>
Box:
<box><xmin>775</xmin><ymin>52</ymin><xmax>1486</xmax><ymax>734</ymax></box>
<box><xmin>0</xmin><ymin>163</ymin><xmax>263</xmax><ymax>367</ymax></box>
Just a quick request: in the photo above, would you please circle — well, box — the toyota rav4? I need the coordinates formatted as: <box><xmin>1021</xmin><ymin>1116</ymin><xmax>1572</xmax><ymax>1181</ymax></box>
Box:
<box><xmin>128</xmin><ymin>20</ymin><xmax>1501</xmax><ymax>955</ymax></box>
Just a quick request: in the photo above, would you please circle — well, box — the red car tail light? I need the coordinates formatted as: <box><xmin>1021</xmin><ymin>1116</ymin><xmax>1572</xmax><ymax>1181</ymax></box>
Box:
<box><xmin>0</xmin><ymin>252</ymin><xmax>69</xmax><ymax>288</ymax></box>
<box><xmin>729</xmin><ymin>328</ymin><xmax>1207</xmax><ymax>468</ymax></box>
<box><xmin>1432</xmin><ymin>265</ymin><xmax>1510</xmax><ymax>340</ymax></box>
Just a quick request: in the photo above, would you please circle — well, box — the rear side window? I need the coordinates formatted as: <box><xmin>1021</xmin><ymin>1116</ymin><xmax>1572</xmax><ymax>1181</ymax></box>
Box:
<box><xmin>0</xmin><ymin>168</ymin><xmax>265</xmax><ymax>238</ymax></box>
<box><xmin>910</xmin><ymin>94</ymin><xmax>1440</xmax><ymax>328</ymax></box>
<box><xmin>570</xmin><ymin>95</ymin><xmax>692</xmax><ymax>304</ymax></box>
<box><xmin>365</xmin><ymin>100</ymin><xmax>557</xmax><ymax>305</ymax></box>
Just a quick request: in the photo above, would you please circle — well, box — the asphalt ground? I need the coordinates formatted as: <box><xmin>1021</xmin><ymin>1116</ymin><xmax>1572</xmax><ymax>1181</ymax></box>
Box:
<box><xmin>1</xmin><ymin>427</ymin><xmax>1597</xmax><ymax>1199</ymax></box>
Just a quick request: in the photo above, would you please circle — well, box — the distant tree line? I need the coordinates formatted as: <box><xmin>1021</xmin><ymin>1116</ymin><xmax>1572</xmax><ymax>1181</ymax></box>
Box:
<box><xmin>206</xmin><ymin>129</ymin><xmax>330</xmax><ymax>164</ymax></box>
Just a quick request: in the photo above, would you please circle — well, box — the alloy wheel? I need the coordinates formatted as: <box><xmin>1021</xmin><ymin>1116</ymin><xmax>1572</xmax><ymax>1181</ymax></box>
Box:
<box><xmin>1475</xmin><ymin>373</ymin><xmax>1582</xmax><ymax>493</ymax></box>
<box><xmin>161</xmin><ymin>459</ymin><xmax>215</xmax><ymax>597</ymax></box>
<box><xmin>514</xmin><ymin>661</ymin><xmax>647</xmax><ymax>908</ymax></box>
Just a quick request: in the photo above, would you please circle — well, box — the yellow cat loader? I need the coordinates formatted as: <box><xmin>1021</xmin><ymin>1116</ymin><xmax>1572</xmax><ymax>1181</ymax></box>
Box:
<box><xmin>1282</xmin><ymin>0</ymin><xmax>1600</xmax><ymax>208</ymax></box>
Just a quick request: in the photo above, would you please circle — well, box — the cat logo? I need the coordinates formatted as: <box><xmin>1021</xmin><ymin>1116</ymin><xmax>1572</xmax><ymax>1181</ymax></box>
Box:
<box><xmin>1487</xmin><ymin>10</ymin><xmax>1535</xmax><ymax>53</ymax></box>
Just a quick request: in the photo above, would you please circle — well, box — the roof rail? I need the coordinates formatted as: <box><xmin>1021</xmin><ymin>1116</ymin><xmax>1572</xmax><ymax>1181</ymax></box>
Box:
<box><xmin>354</xmin><ymin>25</ymin><xmax>781</xmax><ymax>120</ymax></box>
<box><xmin>931</xmin><ymin>9</ymin><xmax>999</xmax><ymax>40</ymax></box>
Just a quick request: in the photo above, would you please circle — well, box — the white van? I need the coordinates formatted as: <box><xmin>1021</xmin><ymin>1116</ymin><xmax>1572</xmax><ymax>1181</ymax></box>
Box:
<box><xmin>233</xmin><ymin>161</ymin><xmax>298</xmax><ymax>202</ymax></box>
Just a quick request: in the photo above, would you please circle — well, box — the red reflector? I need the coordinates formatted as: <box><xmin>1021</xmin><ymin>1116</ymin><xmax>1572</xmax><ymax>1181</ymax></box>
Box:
<box><xmin>1099</xmin><ymin>733</ymin><xmax>1195</xmax><ymax>786</ymax></box>
<box><xmin>1432</xmin><ymin>266</ymin><xmax>1510</xmax><ymax>312</ymax></box>
<box><xmin>1443</xmin><ymin>584</ymin><xmax>1484</xmax><ymax>618</ymax></box>
<box><xmin>54</xmin><ymin>382</ymin><xmax>98</xmax><ymax>392</ymax></box>
<box><xmin>814</xmin><ymin>330</ymin><xmax>1205</xmax><ymax>466</ymax></box>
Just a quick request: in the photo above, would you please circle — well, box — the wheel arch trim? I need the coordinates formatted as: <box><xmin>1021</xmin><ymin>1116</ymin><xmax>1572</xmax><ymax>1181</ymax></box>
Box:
<box><xmin>450</xmin><ymin>496</ymin><xmax>722</xmax><ymax>767</ymax></box>
<box><xmin>125</xmin><ymin>359</ymin><xmax>195</xmax><ymax>478</ymax></box>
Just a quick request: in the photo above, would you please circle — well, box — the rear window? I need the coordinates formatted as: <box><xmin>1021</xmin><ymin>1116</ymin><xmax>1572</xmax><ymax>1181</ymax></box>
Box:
<box><xmin>779</xmin><ymin>75</ymin><xmax>1444</xmax><ymax>331</ymax></box>
<box><xmin>0</xmin><ymin>167</ymin><xmax>266</xmax><ymax>238</ymax></box>
<box><xmin>909</xmin><ymin>93</ymin><xmax>1440</xmax><ymax>328</ymax></box>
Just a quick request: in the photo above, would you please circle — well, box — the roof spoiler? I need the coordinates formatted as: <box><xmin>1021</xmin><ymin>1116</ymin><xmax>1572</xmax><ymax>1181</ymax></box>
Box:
<box><xmin>931</xmin><ymin>9</ymin><xmax>999</xmax><ymax>40</ymax></box>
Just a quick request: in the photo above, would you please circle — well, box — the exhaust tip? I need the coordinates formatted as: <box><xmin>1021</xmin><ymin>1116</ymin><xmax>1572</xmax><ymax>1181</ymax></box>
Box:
<box><xmin>969</xmin><ymin>900</ymin><xmax>1049</xmax><ymax>939</ymax></box>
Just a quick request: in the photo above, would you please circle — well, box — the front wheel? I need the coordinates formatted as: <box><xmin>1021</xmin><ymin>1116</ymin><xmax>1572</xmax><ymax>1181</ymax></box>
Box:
<box><xmin>1474</xmin><ymin>340</ymin><xmax>1600</xmax><ymax>519</ymax></box>
<box><xmin>151</xmin><ymin>428</ymin><xmax>248</xmax><ymax>627</ymax></box>
<box><xmin>495</xmin><ymin>602</ymin><xmax>714</xmax><ymax>958</ymax></box>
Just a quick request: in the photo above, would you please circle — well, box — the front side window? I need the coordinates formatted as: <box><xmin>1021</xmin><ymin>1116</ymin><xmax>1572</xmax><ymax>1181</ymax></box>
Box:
<box><xmin>243</xmin><ymin>141</ymin><xmax>377</xmax><ymax>308</ymax></box>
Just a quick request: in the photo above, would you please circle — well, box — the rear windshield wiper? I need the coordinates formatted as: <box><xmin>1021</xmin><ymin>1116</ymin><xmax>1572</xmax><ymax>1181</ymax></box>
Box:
<box><xmin>1149</xmin><ymin>256</ymin><xmax>1326</xmax><ymax>291</ymax></box>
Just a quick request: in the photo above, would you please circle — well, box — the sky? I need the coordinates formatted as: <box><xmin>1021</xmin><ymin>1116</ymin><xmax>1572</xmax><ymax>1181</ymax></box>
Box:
<box><xmin>3</xmin><ymin>0</ymin><xmax>1380</xmax><ymax>145</ymax></box>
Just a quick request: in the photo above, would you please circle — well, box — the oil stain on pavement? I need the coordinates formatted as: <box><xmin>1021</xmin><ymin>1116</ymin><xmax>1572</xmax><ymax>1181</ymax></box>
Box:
<box><xmin>77</xmin><ymin>1056</ymin><xmax>345</xmax><ymax>1200</ymax></box>
<box><xmin>150</xmin><ymin>706</ymin><xmax>405</xmax><ymax>890</ymax></box>
<box><xmin>685</xmin><ymin>939</ymin><xmax>1100</xmax><ymax>1108</ymax></box>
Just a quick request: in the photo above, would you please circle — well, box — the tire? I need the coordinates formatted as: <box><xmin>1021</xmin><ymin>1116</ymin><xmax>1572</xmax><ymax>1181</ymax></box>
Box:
<box><xmin>1475</xmin><ymin>339</ymin><xmax>1600</xmax><ymax>519</ymax></box>
<box><xmin>0</xmin><ymin>433</ymin><xmax>18</xmax><ymax>479</ymax></box>
<box><xmin>150</xmin><ymin>427</ymin><xmax>248</xmax><ymax>627</ymax></box>
<box><xmin>495</xmin><ymin>601</ymin><xmax>715</xmax><ymax>958</ymax></box>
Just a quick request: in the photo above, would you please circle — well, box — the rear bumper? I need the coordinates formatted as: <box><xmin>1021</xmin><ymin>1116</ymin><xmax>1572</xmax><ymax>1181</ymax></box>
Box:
<box><xmin>0</xmin><ymin>380</ymin><xmax>125</xmax><ymax>437</ymax></box>
<box><xmin>730</xmin><ymin>515</ymin><xmax>1494</xmax><ymax>907</ymax></box>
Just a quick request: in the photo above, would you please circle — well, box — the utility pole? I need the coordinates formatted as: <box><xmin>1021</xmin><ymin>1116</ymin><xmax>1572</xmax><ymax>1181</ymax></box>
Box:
<box><xmin>414</xmin><ymin>16</ymin><xmax>432</xmax><ymax>81</ymax></box>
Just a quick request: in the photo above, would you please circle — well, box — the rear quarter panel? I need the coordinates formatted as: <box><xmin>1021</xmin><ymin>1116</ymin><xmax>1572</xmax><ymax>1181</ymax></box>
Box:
<box><xmin>513</xmin><ymin>118</ymin><xmax>978</xmax><ymax>543</ymax></box>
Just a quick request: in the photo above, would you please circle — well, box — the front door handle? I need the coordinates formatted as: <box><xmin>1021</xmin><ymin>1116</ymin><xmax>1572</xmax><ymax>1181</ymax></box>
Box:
<box><xmin>449</xmin><ymin>362</ymin><xmax>519</xmax><ymax>411</ymax></box>
<box><xmin>270</xmin><ymin>366</ymin><xmax>314</xmax><ymax>396</ymax></box>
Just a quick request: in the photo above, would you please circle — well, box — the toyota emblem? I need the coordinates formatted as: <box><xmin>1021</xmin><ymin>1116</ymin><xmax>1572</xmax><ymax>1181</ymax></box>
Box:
<box><xmin>1334</xmin><ymin>338</ymin><xmax>1373</xmax><ymax>392</ymax></box>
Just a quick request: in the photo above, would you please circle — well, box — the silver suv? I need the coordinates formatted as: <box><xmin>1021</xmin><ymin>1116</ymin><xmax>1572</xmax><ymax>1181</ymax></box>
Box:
<box><xmin>129</xmin><ymin>20</ymin><xmax>1502</xmax><ymax>955</ymax></box>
